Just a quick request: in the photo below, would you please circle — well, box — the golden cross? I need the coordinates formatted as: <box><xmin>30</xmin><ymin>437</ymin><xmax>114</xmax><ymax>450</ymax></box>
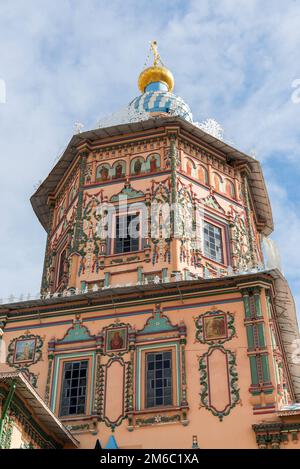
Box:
<box><xmin>150</xmin><ymin>40</ymin><xmax>163</xmax><ymax>66</ymax></box>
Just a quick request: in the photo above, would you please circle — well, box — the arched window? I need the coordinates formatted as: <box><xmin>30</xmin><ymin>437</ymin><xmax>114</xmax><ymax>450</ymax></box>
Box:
<box><xmin>112</xmin><ymin>160</ymin><xmax>126</xmax><ymax>179</ymax></box>
<box><xmin>57</xmin><ymin>201</ymin><xmax>65</xmax><ymax>223</ymax></box>
<box><xmin>186</xmin><ymin>158</ymin><xmax>195</xmax><ymax>177</ymax></box>
<box><xmin>213</xmin><ymin>173</ymin><xmax>223</xmax><ymax>192</ymax></box>
<box><xmin>96</xmin><ymin>163</ymin><xmax>111</xmax><ymax>182</ymax></box>
<box><xmin>58</xmin><ymin>249</ymin><xmax>67</xmax><ymax>286</ymax></box>
<box><xmin>69</xmin><ymin>183</ymin><xmax>77</xmax><ymax>203</ymax></box>
<box><xmin>198</xmin><ymin>165</ymin><xmax>209</xmax><ymax>185</ymax></box>
<box><xmin>147</xmin><ymin>153</ymin><xmax>161</xmax><ymax>173</ymax></box>
<box><xmin>225</xmin><ymin>179</ymin><xmax>235</xmax><ymax>198</ymax></box>
<box><xmin>130</xmin><ymin>157</ymin><xmax>145</xmax><ymax>175</ymax></box>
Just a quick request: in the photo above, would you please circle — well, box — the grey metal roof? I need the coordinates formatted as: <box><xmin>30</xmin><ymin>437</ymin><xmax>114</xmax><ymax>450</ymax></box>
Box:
<box><xmin>30</xmin><ymin>116</ymin><xmax>273</xmax><ymax>235</ymax></box>
<box><xmin>0</xmin><ymin>371</ymin><xmax>79</xmax><ymax>447</ymax></box>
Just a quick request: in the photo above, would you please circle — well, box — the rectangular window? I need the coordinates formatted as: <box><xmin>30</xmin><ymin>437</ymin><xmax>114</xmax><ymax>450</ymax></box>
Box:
<box><xmin>145</xmin><ymin>351</ymin><xmax>172</xmax><ymax>408</ymax></box>
<box><xmin>203</xmin><ymin>222</ymin><xmax>223</xmax><ymax>263</ymax></box>
<box><xmin>59</xmin><ymin>360</ymin><xmax>88</xmax><ymax>417</ymax></box>
<box><xmin>115</xmin><ymin>213</ymin><xmax>140</xmax><ymax>254</ymax></box>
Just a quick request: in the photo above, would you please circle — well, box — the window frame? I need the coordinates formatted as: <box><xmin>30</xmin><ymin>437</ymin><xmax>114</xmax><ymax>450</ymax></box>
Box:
<box><xmin>203</xmin><ymin>220</ymin><xmax>224</xmax><ymax>264</ymax></box>
<box><xmin>51</xmin><ymin>353</ymin><xmax>95</xmax><ymax>418</ymax></box>
<box><xmin>145</xmin><ymin>350</ymin><xmax>173</xmax><ymax>408</ymax></box>
<box><xmin>136</xmin><ymin>343</ymin><xmax>180</xmax><ymax>412</ymax></box>
<box><xmin>59</xmin><ymin>359</ymin><xmax>89</xmax><ymax>418</ymax></box>
<box><xmin>112</xmin><ymin>210</ymin><xmax>142</xmax><ymax>255</ymax></box>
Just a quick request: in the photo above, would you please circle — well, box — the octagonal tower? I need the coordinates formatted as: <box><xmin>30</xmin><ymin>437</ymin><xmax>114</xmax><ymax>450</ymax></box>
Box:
<box><xmin>31</xmin><ymin>44</ymin><xmax>272</xmax><ymax>297</ymax></box>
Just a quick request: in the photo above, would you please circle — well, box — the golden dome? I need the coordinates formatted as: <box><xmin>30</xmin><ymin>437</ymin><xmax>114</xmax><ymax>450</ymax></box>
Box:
<box><xmin>138</xmin><ymin>41</ymin><xmax>174</xmax><ymax>93</ymax></box>
<box><xmin>138</xmin><ymin>65</ymin><xmax>174</xmax><ymax>93</ymax></box>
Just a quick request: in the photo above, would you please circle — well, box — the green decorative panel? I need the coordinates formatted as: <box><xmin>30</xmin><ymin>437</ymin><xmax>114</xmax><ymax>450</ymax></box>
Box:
<box><xmin>261</xmin><ymin>354</ymin><xmax>271</xmax><ymax>383</ymax></box>
<box><xmin>58</xmin><ymin>321</ymin><xmax>94</xmax><ymax>343</ymax></box>
<box><xmin>257</xmin><ymin>323</ymin><xmax>266</xmax><ymax>348</ymax></box>
<box><xmin>140</xmin><ymin>309</ymin><xmax>177</xmax><ymax>334</ymax></box>
<box><xmin>242</xmin><ymin>293</ymin><xmax>251</xmax><ymax>320</ymax></box>
<box><xmin>246</xmin><ymin>325</ymin><xmax>255</xmax><ymax>350</ymax></box>
<box><xmin>199</xmin><ymin>345</ymin><xmax>240</xmax><ymax>421</ymax></box>
<box><xmin>249</xmin><ymin>355</ymin><xmax>259</xmax><ymax>386</ymax></box>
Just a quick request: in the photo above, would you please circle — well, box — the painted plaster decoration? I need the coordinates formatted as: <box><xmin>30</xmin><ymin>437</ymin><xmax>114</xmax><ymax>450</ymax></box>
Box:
<box><xmin>230</xmin><ymin>209</ymin><xmax>253</xmax><ymax>271</ymax></box>
<box><xmin>150</xmin><ymin>179</ymin><xmax>171</xmax><ymax>265</ymax></box>
<box><xmin>105</xmin><ymin>327</ymin><xmax>128</xmax><ymax>354</ymax></box>
<box><xmin>76</xmin><ymin>191</ymin><xmax>106</xmax><ymax>277</ymax></box>
<box><xmin>57</xmin><ymin>316</ymin><xmax>96</xmax><ymax>344</ymax></box>
<box><xmin>195</xmin><ymin>310</ymin><xmax>236</xmax><ymax>344</ymax></box>
<box><xmin>147</xmin><ymin>153</ymin><xmax>160</xmax><ymax>173</ymax></box>
<box><xmin>7</xmin><ymin>334</ymin><xmax>43</xmax><ymax>368</ymax></box>
<box><xmin>110</xmin><ymin>181</ymin><xmax>144</xmax><ymax>202</ymax></box>
<box><xmin>101</xmin><ymin>356</ymin><xmax>128</xmax><ymax>431</ymax></box>
<box><xmin>6</xmin><ymin>334</ymin><xmax>43</xmax><ymax>387</ymax></box>
<box><xmin>135</xmin><ymin>414</ymin><xmax>181</xmax><ymax>427</ymax></box>
<box><xmin>130</xmin><ymin>156</ymin><xmax>145</xmax><ymax>175</ymax></box>
<box><xmin>103</xmin><ymin>322</ymin><xmax>129</xmax><ymax>356</ymax></box>
<box><xmin>198</xmin><ymin>165</ymin><xmax>209</xmax><ymax>185</ymax></box>
<box><xmin>112</xmin><ymin>160</ymin><xmax>126</xmax><ymax>179</ymax></box>
<box><xmin>176</xmin><ymin>182</ymin><xmax>201</xmax><ymax>268</ymax></box>
<box><xmin>96</xmin><ymin>163</ymin><xmax>110</xmax><ymax>182</ymax></box>
<box><xmin>201</xmin><ymin>193</ymin><xmax>225</xmax><ymax>214</ymax></box>
<box><xmin>185</xmin><ymin>157</ymin><xmax>196</xmax><ymax>177</ymax></box>
<box><xmin>199</xmin><ymin>345</ymin><xmax>240</xmax><ymax>421</ymax></box>
<box><xmin>84</xmin><ymin>163</ymin><xmax>93</xmax><ymax>184</ymax></box>
<box><xmin>139</xmin><ymin>305</ymin><xmax>177</xmax><ymax>334</ymax></box>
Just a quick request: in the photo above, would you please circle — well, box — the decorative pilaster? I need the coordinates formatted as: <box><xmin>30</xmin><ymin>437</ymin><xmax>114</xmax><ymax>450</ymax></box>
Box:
<box><xmin>179</xmin><ymin>322</ymin><xmax>188</xmax><ymax>409</ymax></box>
<box><xmin>93</xmin><ymin>333</ymin><xmax>104</xmax><ymax>416</ymax></box>
<box><xmin>127</xmin><ymin>328</ymin><xmax>136</xmax><ymax>432</ymax></box>
<box><xmin>242</xmin><ymin>174</ymin><xmax>257</xmax><ymax>267</ymax></box>
<box><xmin>72</xmin><ymin>150</ymin><xmax>88</xmax><ymax>253</ymax></box>
<box><xmin>44</xmin><ymin>353</ymin><xmax>54</xmax><ymax>406</ymax></box>
<box><xmin>40</xmin><ymin>200</ymin><xmax>55</xmax><ymax>295</ymax></box>
<box><xmin>241</xmin><ymin>288</ymin><xmax>274</xmax><ymax>399</ymax></box>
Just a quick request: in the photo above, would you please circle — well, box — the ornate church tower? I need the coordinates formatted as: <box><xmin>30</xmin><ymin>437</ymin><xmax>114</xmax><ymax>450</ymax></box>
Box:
<box><xmin>1</xmin><ymin>43</ymin><xmax>300</xmax><ymax>449</ymax></box>
<box><xmin>34</xmin><ymin>41</ymin><xmax>266</xmax><ymax>297</ymax></box>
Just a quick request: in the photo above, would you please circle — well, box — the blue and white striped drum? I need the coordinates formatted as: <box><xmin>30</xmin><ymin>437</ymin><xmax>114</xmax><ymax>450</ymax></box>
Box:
<box><xmin>129</xmin><ymin>89</ymin><xmax>193</xmax><ymax>123</ymax></box>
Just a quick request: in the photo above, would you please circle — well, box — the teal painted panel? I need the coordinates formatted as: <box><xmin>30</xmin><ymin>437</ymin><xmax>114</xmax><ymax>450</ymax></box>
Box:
<box><xmin>142</xmin><ymin>312</ymin><xmax>176</xmax><ymax>334</ymax></box>
<box><xmin>60</xmin><ymin>323</ymin><xmax>92</xmax><ymax>343</ymax></box>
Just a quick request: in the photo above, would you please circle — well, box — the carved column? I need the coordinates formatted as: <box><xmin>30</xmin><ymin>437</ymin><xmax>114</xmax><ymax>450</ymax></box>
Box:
<box><xmin>127</xmin><ymin>327</ymin><xmax>136</xmax><ymax>432</ymax></box>
<box><xmin>44</xmin><ymin>353</ymin><xmax>54</xmax><ymax>406</ymax></box>
<box><xmin>40</xmin><ymin>199</ymin><xmax>55</xmax><ymax>296</ymax></box>
<box><xmin>241</xmin><ymin>173</ymin><xmax>257</xmax><ymax>267</ymax></box>
<box><xmin>93</xmin><ymin>333</ymin><xmax>104</xmax><ymax>417</ymax></box>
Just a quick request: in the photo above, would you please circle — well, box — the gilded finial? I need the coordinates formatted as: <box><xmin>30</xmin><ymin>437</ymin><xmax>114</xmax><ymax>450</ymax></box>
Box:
<box><xmin>138</xmin><ymin>41</ymin><xmax>174</xmax><ymax>94</ymax></box>
<box><xmin>150</xmin><ymin>40</ymin><xmax>164</xmax><ymax>66</ymax></box>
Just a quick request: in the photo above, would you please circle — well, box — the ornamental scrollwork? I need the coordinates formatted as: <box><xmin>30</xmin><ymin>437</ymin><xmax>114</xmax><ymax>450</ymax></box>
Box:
<box><xmin>199</xmin><ymin>345</ymin><xmax>240</xmax><ymax>421</ymax></box>
<box><xmin>6</xmin><ymin>334</ymin><xmax>43</xmax><ymax>387</ymax></box>
<box><xmin>195</xmin><ymin>309</ymin><xmax>235</xmax><ymax>344</ymax></box>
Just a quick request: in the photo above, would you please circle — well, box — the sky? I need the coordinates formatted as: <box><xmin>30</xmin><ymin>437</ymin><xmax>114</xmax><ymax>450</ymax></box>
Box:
<box><xmin>0</xmin><ymin>0</ymin><xmax>300</xmax><ymax>317</ymax></box>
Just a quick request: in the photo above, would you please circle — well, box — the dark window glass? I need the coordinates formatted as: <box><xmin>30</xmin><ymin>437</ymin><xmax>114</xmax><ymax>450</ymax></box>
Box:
<box><xmin>203</xmin><ymin>222</ymin><xmax>223</xmax><ymax>263</ymax></box>
<box><xmin>59</xmin><ymin>360</ymin><xmax>88</xmax><ymax>417</ymax></box>
<box><xmin>115</xmin><ymin>214</ymin><xmax>140</xmax><ymax>254</ymax></box>
<box><xmin>146</xmin><ymin>351</ymin><xmax>173</xmax><ymax>408</ymax></box>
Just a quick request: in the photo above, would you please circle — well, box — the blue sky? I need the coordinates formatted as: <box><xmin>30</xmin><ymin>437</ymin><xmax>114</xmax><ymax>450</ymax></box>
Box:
<box><xmin>0</xmin><ymin>0</ymin><xmax>300</xmax><ymax>316</ymax></box>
